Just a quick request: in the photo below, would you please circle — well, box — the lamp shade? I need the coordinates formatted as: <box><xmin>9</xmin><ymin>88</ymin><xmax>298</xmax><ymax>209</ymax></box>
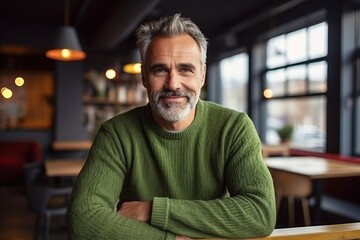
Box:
<box><xmin>46</xmin><ymin>26</ymin><xmax>86</xmax><ymax>61</ymax></box>
<box><xmin>123</xmin><ymin>50</ymin><xmax>141</xmax><ymax>74</ymax></box>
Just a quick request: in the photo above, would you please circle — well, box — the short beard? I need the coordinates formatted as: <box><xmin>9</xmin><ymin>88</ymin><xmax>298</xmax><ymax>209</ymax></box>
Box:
<box><xmin>150</xmin><ymin>89</ymin><xmax>197</xmax><ymax>122</ymax></box>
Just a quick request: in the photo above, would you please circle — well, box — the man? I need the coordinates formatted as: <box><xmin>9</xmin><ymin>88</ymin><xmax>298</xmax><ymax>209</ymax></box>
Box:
<box><xmin>68</xmin><ymin>13</ymin><xmax>276</xmax><ymax>240</ymax></box>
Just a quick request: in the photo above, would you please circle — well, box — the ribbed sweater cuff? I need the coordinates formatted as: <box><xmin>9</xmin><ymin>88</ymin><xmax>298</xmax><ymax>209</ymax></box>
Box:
<box><xmin>151</xmin><ymin>197</ymin><xmax>170</xmax><ymax>230</ymax></box>
<box><xmin>165</xmin><ymin>231</ymin><xmax>176</xmax><ymax>240</ymax></box>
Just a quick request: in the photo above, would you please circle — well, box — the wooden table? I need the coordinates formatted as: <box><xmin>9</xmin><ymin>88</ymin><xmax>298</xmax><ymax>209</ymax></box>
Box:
<box><xmin>266</xmin><ymin>156</ymin><xmax>360</xmax><ymax>224</ymax></box>
<box><xmin>45</xmin><ymin>158</ymin><xmax>86</xmax><ymax>177</ymax></box>
<box><xmin>262</xmin><ymin>143</ymin><xmax>290</xmax><ymax>158</ymax></box>
<box><xmin>52</xmin><ymin>140</ymin><xmax>92</xmax><ymax>151</ymax></box>
<box><xmin>202</xmin><ymin>222</ymin><xmax>360</xmax><ymax>239</ymax></box>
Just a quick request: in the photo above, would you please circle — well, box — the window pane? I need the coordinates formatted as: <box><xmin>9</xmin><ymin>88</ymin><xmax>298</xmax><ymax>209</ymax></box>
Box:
<box><xmin>308</xmin><ymin>61</ymin><xmax>327</xmax><ymax>93</ymax></box>
<box><xmin>287</xmin><ymin>65</ymin><xmax>306</xmax><ymax>95</ymax></box>
<box><xmin>220</xmin><ymin>53</ymin><xmax>249</xmax><ymax>112</ymax></box>
<box><xmin>265</xmin><ymin>96</ymin><xmax>326</xmax><ymax>152</ymax></box>
<box><xmin>309</xmin><ymin>22</ymin><xmax>328</xmax><ymax>59</ymax></box>
<box><xmin>265</xmin><ymin>69</ymin><xmax>286</xmax><ymax>97</ymax></box>
<box><xmin>267</xmin><ymin>35</ymin><xmax>286</xmax><ymax>68</ymax></box>
<box><xmin>286</xmin><ymin>29</ymin><xmax>307</xmax><ymax>64</ymax></box>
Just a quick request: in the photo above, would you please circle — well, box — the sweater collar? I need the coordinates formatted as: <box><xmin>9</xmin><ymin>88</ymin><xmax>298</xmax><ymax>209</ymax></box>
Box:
<box><xmin>143</xmin><ymin>99</ymin><xmax>204</xmax><ymax>140</ymax></box>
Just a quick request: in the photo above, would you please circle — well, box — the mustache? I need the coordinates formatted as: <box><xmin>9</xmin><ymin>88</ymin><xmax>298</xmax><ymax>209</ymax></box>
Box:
<box><xmin>158</xmin><ymin>89</ymin><xmax>192</xmax><ymax>98</ymax></box>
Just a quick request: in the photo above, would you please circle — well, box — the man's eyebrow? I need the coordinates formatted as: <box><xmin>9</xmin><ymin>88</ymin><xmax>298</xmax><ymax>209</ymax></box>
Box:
<box><xmin>149</xmin><ymin>63</ymin><xmax>196</xmax><ymax>72</ymax></box>
<box><xmin>149</xmin><ymin>63</ymin><xmax>167</xmax><ymax>72</ymax></box>
<box><xmin>177</xmin><ymin>63</ymin><xmax>196</xmax><ymax>70</ymax></box>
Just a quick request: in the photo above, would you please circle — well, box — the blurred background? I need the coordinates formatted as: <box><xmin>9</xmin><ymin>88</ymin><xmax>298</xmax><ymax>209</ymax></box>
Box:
<box><xmin>1</xmin><ymin>0</ymin><xmax>360</xmax><ymax>239</ymax></box>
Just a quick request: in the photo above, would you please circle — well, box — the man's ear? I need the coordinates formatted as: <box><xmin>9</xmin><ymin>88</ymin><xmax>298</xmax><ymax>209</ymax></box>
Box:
<box><xmin>201</xmin><ymin>64</ymin><xmax>206</xmax><ymax>87</ymax></box>
<box><xmin>141</xmin><ymin>65</ymin><xmax>147</xmax><ymax>88</ymax></box>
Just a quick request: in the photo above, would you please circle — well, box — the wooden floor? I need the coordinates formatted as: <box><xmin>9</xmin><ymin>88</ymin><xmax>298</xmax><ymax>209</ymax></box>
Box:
<box><xmin>0</xmin><ymin>185</ymin><xmax>355</xmax><ymax>240</ymax></box>
<box><xmin>0</xmin><ymin>185</ymin><xmax>67</xmax><ymax>240</ymax></box>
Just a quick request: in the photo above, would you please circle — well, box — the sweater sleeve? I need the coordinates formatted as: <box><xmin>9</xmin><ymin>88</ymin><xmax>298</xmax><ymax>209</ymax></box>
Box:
<box><xmin>151</xmin><ymin>115</ymin><xmax>276</xmax><ymax>239</ymax></box>
<box><xmin>67</xmin><ymin>125</ymin><xmax>175</xmax><ymax>240</ymax></box>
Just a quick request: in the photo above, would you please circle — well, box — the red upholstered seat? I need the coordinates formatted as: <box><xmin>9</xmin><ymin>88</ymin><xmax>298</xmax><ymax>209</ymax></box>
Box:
<box><xmin>0</xmin><ymin>140</ymin><xmax>42</xmax><ymax>186</ymax></box>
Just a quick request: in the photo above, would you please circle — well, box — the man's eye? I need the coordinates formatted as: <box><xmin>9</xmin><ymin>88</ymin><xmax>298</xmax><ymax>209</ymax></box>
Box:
<box><xmin>154</xmin><ymin>69</ymin><xmax>167</xmax><ymax>75</ymax></box>
<box><xmin>179</xmin><ymin>68</ymin><xmax>192</xmax><ymax>73</ymax></box>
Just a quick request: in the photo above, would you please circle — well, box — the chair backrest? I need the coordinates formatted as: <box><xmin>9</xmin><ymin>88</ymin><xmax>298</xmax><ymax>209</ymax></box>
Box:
<box><xmin>0</xmin><ymin>140</ymin><xmax>42</xmax><ymax>185</ymax></box>
<box><xmin>0</xmin><ymin>140</ymin><xmax>42</xmax><ymax>163</ymax></box>
<box><xmin>270</xmin><ymin>170</ymin><xmax>312</xmax><ymax>197</ymax></box>
<box><xmin>23</xmin><ymin>161</ymin><xmax>47</xmax><ymax>213</ymax></box>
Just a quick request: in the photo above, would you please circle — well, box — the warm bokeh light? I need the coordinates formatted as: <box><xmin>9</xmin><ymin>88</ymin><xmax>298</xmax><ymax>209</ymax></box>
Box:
<box><xmin>263</xmin><ymin>88</ymin><xmax>274</xmax><ymax>98</ymax></box>
<box><xmin>123</xmin><ymin>63</ymin><xmax>142</xmax><ymax>74</ymax></box>
<box><xmin>15</xmin><ymin>77</ymin><xmax>25</xmax><ymax>86</ymax></box>
<box><xmin>105</xmin><ymin>69</ymin><xmax>116</xmax><ymax>79</ymax></box>
<box><xmin>1</xmin><ymin>87</ymin><xmax>13</xmax><ymax>99</ymax></box>
<box><xmin>61</xmin><ymin>49</ymin><xmax>71</xmax><ymax>59</ymax></box>
<box><xmin>45</xmin><ymin>48</ymin><xmax>86</xmax><ymax>61</ymax></box>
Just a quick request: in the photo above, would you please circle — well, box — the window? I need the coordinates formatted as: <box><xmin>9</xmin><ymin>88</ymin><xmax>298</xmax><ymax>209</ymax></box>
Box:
<box><xmin>354</xmin><ymin>8</ymin><xmax>360</xmax><ymax>155</ymax></box>
<box><xmin>263</xmin><ymin>22</ymin><xmax>328</xmax><ymax>152</ymax></box>
<box><xmin>219</xmin><ymin>53</ymin><xmax>249</xmax><ymax>112</ymax></box>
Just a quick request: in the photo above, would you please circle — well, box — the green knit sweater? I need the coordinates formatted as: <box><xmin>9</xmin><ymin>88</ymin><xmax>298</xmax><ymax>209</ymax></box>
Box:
<box><xmin>67</xmin><ymin>100</ymin><xmax>276</xmax><ymax>240</ymax></box>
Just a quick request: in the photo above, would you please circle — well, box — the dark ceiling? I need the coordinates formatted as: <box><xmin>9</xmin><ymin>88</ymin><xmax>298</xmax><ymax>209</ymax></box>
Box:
<box><xmin>0</xmin><ymin>0</ymin><xmax>288</xmax><ymax>60</ymax></box>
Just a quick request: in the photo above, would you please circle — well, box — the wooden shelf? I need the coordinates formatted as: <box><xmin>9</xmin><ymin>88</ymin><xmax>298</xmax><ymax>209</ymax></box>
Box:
<box><xmin>83</xmin><ymin>96</ymin><xmax>117</xmax><ymax>105</ymax></box>
<box><xmin>82</xmin><ymin>71</ymin><xmax>147</xmax><ymax>138</ymax></box>
<box><xmin>83</xmin><ymin>96</ymin><xmax>147</xmax><ymax>106</ymax></box>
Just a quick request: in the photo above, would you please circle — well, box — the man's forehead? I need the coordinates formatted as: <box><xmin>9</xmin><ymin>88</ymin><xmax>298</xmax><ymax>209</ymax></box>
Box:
<box><xmin>149</xmin><ymin>35</ymin><xmax>200</xmax><ymax>52</ymax></box>
<box><xmin>147</xmin><ymin>36</ymin><xmax>201</xmax><ymax>63</ymax></box>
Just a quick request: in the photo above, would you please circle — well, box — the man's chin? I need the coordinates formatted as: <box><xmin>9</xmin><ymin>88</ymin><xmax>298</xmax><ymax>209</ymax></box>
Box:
<box><xmin>162</xmin><ymin>101</ymin><xmax>186</xmax><ymax>108</ymax></box>
<box><xmin>159</xmin><ymin>107</ymin><xmax>191</xmax><ymax>121</ymax></box>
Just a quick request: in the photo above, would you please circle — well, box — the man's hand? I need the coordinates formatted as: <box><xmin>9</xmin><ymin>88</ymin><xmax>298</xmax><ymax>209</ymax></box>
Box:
<box><xmin>119</xmin><ymin>202</ymin><xmax>193</xmax><ymax>239</ymax></box>
<box><xmin>118</xmin><ymin>201</ymin><xmax>152</xmax><ymax>222</ymax></box>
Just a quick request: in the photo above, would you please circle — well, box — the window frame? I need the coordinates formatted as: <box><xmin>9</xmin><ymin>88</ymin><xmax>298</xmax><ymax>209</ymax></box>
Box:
<box><xmin>261</xmin><ymin>21</ymin><xmax>328</xmax><ymax>151</ymax></box>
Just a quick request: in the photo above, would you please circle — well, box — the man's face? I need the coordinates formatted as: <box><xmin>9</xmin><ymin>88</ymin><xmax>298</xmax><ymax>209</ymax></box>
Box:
<box><xmin>142</xmin><ymin>34</ymin><xmax>206</xmax><ymax>129</ymax></box>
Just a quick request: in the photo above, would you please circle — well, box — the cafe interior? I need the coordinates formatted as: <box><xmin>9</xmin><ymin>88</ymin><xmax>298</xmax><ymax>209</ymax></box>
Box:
<box><xmin>1</xmin><ymin>0</ymin><xmax>360</xmax><ymax>239</ymax></box>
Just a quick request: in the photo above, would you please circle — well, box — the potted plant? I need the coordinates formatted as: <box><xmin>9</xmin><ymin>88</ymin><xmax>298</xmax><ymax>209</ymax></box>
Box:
<box><xmin>276</xmin><ymin>124</ymin><xmax>294</xmax><ymax>143</ymax></box>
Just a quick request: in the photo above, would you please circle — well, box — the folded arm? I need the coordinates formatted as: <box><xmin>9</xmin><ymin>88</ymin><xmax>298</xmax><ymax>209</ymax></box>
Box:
<box><xmin>150</xmin><ymin>164</ymin><xmax>275</xmax><ymax>239</ymax></box>
<box><xmin>67</xmin><ymin>128</ymin><xmax>175</xmax><ymax>240</ymax></box>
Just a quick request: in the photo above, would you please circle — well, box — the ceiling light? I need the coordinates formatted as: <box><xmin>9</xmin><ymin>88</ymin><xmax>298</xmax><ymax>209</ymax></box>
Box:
<box><xmin>45</xmin><ymin>0</ymin><xmax>86</xmax><ymax>61</ymax></box>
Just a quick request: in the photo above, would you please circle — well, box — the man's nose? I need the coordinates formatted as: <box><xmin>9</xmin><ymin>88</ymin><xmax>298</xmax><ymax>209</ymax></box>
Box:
<box><xmin>165</xmin><ymin>70</ymin><xmax>181</xmax><ymax>90</ymax></box>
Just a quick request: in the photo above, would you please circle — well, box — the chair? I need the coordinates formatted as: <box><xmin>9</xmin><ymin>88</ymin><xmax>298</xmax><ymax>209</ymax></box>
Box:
<box><xmin>24</xmin><ymin>161</ymin><xmax>73</xmax><ymax>240</ymax></box>
<box><xmin>270</xmin><ymin>169</ymin><xmax>312</xmax><ymax>226</ymax></box>
<box><xmin>0</xmin><ymin>140</ymin><xmax>42</xmax><ymax>186</ymax></box>
<box><xmin>262</xmin><ymin>143</ymin><xmax>311</xmax><ymax>226</ymax></box>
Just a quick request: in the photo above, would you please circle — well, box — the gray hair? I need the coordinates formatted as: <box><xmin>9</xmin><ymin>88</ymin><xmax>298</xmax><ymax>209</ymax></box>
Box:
<box><xmin>135</xmin><ymin>13</ymin><xmax>208</xmax><ymax>66</ymax></box>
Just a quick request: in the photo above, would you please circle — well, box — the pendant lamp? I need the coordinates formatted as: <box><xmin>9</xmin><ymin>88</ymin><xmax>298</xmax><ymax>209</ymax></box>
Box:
<box><xmin>45</xmin><ymin>0</ymin><xmax>86</xmax><ymax>61</ymax></box>
<box><xmin>123</xmin><ymin>50</ymin><xmax>141</xmax><ymax>74</ymax></box>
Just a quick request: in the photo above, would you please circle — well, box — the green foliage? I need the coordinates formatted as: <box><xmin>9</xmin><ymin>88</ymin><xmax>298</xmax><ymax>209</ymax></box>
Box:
<box><xmin>276</xmin><ymin>124</ymin><xmax>293</xmax><ymax>142</ymax></box>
